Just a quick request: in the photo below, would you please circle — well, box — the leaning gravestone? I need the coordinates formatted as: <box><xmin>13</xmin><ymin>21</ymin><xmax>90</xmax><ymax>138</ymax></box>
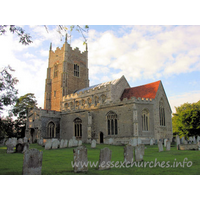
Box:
<box><xmin>150</xmin><ymin>138</ymin><xmax>154</xmax><ymax>146</ymax></box>
<box><xmin>135</xmin><ymin>144</ymin><xmax>144</xmax><ymax>162</ymax></box>
<box><xmin>91</xmin><ymin>140</ymin><xmax>96</xmax><ymax>148</ymax></box>
<box><xmin>129</xmin><ymin>138</ymin><xmax>138</xmax><ymax>147</ymax></box>
<box><xmin>164</xmin><ymin>139</ymin><xmax>168</xmax><ymax>147</ymax></box>
<box><xmin>98</xmin><ymin>147</ymin><xmax>112</xmax><ymax>170</ymax></box>
<box><xmin>23</xmin><ymin>149</ymin><xmax>43</xmax><ymax>175</ymax></box>
<box><xmin>124</xmin><ymin>145</ymin><xmax>134</xmax><ymax>164</ymax></box>
<box><xmin>166</xmin><ymin>140</ymin><xmax>170</xmax><ymax>151</ymax></box>
<box><xmin>158</xmin><ymin>141</ymin><xmax>163</xmax><ymax>152</ymax></box>
<box><xmin>52</xmin><ymin>139</ymin><xmax>59</xmax><ymax>149</ymax></box>
<box><xmin>73</xmin><ymin>146</ymin><xmax>88</xmax><ymax>172</ymax></box>
<box><xmin>45</xmin><ymin>139</ymin><xmax>52</xmax><ymax>150</ymax></box>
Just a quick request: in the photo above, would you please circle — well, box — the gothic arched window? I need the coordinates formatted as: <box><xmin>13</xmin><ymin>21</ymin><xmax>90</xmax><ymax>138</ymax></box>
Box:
<box><xmin>47</xmin><ymin>122</ymin><xmax>56</xmax><ymax>138</ymax></box>
<box><xmin>107</xmin><ymin>111</ymin><xmax>118</xmax><ymax>135</ymax></box>
<box><xmin>74</xmin><ymin>118</ymin><xmax>82</xmax><ymax>139</ymax></box>
<box><xmin>142</xmin><ymin>109</ymin><xmax>149</xmax><ymax>131</ymax></box>
<box><xmin>159</xmin><ymin>99</ymin><xmax>165</xmax><ymax>126</ymax></box>
<box><xmin>94</xmin><ymin>96</ymin><xmax>99</xmax><ymax>106</ymax></box>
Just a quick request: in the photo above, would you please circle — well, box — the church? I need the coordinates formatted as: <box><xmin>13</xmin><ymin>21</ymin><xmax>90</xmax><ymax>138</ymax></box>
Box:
<box><xmin>25</xmin><ymin>35</ymin><xmax>173</xmax><ymax>145</ymax></box>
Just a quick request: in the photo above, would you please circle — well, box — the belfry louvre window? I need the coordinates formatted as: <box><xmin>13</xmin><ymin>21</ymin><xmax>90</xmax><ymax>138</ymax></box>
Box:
<box><xmin>54</xmin><ymin>64</ymin><xmax>58</xmax><ymax>78</ymax></box>
<box><xmin>142</xmin><ymin>109</ymin><xmax>149</xmax><ymax>131</ymax></box>
<box><xmin>74</xmin><ymin>118</ymin><xmax>82</xmax><ymax>139</ymax></box>
<box><xmin>74</xmin><ymin>64</ymin><xmax>79</xmax><ymax>77</ymax></box>
<box><xmin>159</xmin><ymin>99</ymin><xmax>165</xmax><ymax>126</ymax></box>
<box><xmin>107</xmin><ymin>111</ymin><xmax>118</xmax><ymax>135</ymax></box>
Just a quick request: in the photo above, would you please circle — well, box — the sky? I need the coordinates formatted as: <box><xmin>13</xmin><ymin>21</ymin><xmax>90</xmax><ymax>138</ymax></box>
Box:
<box><xmin>1</xmin><ymin>25</ymin><xmax>200</xmax><ymax>115</ymax></box>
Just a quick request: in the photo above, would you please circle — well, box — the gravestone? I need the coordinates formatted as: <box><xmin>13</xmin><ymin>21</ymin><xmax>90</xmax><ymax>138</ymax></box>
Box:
<box><xmin>98</xmin><ymin>147</ymin><xmax>112</xmax><ymax>170</ymax></box>
<box><xmin>135</xmin><ymin>144</ymin><xmax>144</xmax><ymax>162</ymax></box>
<box><xmin>197</xmin><ymin>136</ymin><xmax>200</xmax><ymax>143</ymax></box>
<box><xmin>6</xmin><ymin>138</ymin><xmax>16</xmax><ymax>153</ymax></box>
<box><xmin>193</xmin><ymin>136</ymin><xmax>196</xmax><ymax>144</ymax></box>
<box><xmin>124</xmin><ymin>145</ymin><xmax>134</xmax><ymax>164</ymax></box>
<box><xmin>22</xmin><ymin>143</ymin><xmax>29</xmax><ymax>153</ymax></box>
<box><xmin>45</xmin><ymin>139</ymin><xmax>52</xmax><ymax>150</ymax></box>
<box><xmin>158</xmin><ymin>141</ymin><xmax>163</xmax><ymax>152</ymax></box>
<box><xmin>150</xmin><ymin>138</ymin><xmax>154</xmax><ymax>146</ymax></box>
<box><xmin>189</xmin><ymin>137</ymin><xmax>193</xmax><ymax>142</ymax></box>
<box><xmin>91</xmin><ymin>140</ymin><xmax>96</xmax><ymax>148</ymax></box>
<box><xmin>73</xmin><ymin>146</ymin><xmax>88</xmax><ymax>172</ymax></box>
<box><xmin>176</xmin><ymin>135</ymin><xmax>180</xmax><ymax>146</ymax></box>
<box><xmin>23</xmin><ymin>149</ymin><xmax>43</xmax><ymax>175</ymax></box>
<box><xmin>63</xmin><ymin>140</ymin><xmax>68</xmax><ymax>148</ymax></box>
<box><xmin>78</xmin><ymin>140</ymin><xmax>82</xmax><ymax>146</ymax></box>
<box><xmin>18</xmin><ymin>138</ymin><xmax>24</xmax><ymax>144</ymax></box>
<box><xmin>155</xmin><ymin>139</ymin><xmax>158</xmax><ymax>145</ymax></box>
<box><xmin>59</xmin><ymin>139</ymin><xmax>64</xmax><ymax>148</ymax></box>
<box><xmin>164</xmin><ymin>139</ymin><xmax>167</xmax><ymax>147</ymax></box>
<box><xmin>129</xmin><ymin>138</ymin><xmax>138</xmax><ymax>147</ymax></box>
<box><xmin>107</xmin><ymin>138</ymin><xmax>114</xmax><ymax>145</ymax></box>
<box><xmin>166</xmin><ymin>140</ymin><xmax>170</xmax><ymax>151</ymax></box>
<box><xmin>68</xmin><ymin>139</ymin><xmax>73</xmax><ymax>148</ymax></box>
<box><xmin>24</xmin><ymin>137</ymin><xmax>28</xmax><ymax>143</ymax></box>
<box><xmin>138</xmin><ymin>138</ymin><xmax>142</xmax><ymax>145</ymax></box>
<box><xmin>16</xmin><ymin>143</ymin><xmax>24</xmax><ymax>153</ymax></box>
<box><xmin>52</xmin><ymin>139</ymin><xmax>59</xmax><ymax>149</ymax></box>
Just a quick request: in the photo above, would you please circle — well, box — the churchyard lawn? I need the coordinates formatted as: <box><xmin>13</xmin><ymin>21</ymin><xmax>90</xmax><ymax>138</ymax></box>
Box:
<box><xmin>0</xmin><ymin>143</ymin><xmax>200</xmax><ymax>175</ymax></box>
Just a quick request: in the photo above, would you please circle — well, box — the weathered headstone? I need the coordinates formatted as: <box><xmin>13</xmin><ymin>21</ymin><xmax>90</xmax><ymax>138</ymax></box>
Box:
<box><xmin>176</xmin><ymin>135</ymin><xmax>180</xmax><ymax>146</ymax></box>
<box><xmin>189</xmin><ymin>137</ymin><xmax>193</xmax><ymax>142</ymax></box>
<box><xmin>135</xmin><ymin>144</ymin><xmax>144</xmax><ymax>162</ymax></box>
<box><xmin>155</xmin><ymin>139</ymin><xmax>158</xmax><ymax>145</ymax></box>
<box><xmin>98</xmin><ymin>147</ymin><xmax>112</xmax><ymax>170</ymax></box>
<box><xmin>17</xmin><ymin>138</ymin><xmax>24</xmax><ymax>144</ymax></box>
<box><xmin>59</xmin><ymin>139</ymin><xmax>64</xmax><ymax>148</ymax></box>
<box><xmin>78</xmin><ymin>140</ymin><xmax>82</xmax><ymax>146</ymax></box>
<box><xmin>193</xmin><ymin>136</ymin><xmax>196</xmax><ymax>144</ymax></box>
<box><xmin>22</xmin><ymin>143</ymin><xmax>29</xmax><ymax>153</ymax></box>
<box><xmin>164</xmin><ymin>139</ymin><xmax>167</xmax><ymax>147</ymax></box>
<box><xmin>45</xmin><ymin>139</ymin><xmax>52</xmax><ymax>150</ymax></box>
<box><xmin>138</xmin><ymin>138</ymin><xmax>142</xmax><ymax>145</ymax></box>
<box><xmin>124</xmin><ymin>145</ymin><xmax>134</xmax><ymax>164</ymax></box>
<box><xmin>166</xmin><ymin>140</ymin><xmax>170</xmax><ymax>151</ymax></box>
<box><xmin>23</xmin><ymin>149</ymin><xmax>43</xmax><ymax>175</ymax></box>
<box><xmin>129</xmin><ymin>138</ymin><xmax>138</xmax><ymax>147</ymax></box>
<box><xmin>73</xmin><ymin>146</ymin><xmax>88</xmax><ymax>172</ymax></box>
<box><xmin>16</xmin><ymin>143</ymin><xmax>24</xmax><ymax>153</ymax></box>
<box><xmin>52</xmin><ymin>139</ymin><xmax>59</xmax><ymax>149</ymax></box>
<box><xmin>6</xmin><ymin>138</ymin><xmax>17</xmax><ymax>153</ymax></box>
<box><xmin>150</xmin><ymin>138</ymin><xmax>154</xmax><ymax>146</ymax></box>
<box><xmin>24</xmin><ymin>137</ymin><xmax>28</xmax><ymax>143</ymax></box>
<box><xmin>63</xmin><ymin>140</ymin><xmax>68</xmax><ymax>148</ymax></box>
<box><xmin>91</xmin><ymin>139</ymin><xmax>96</xmax><ymax>148</ymax></box>
<box><xmin>158</xmin><ymin>141</ymin><xmax>163</xmax><ymax>152</ymax></box>
<box><xmin>197</xmin><ymin>136</ymin><xmax>200</xmax><ymax>143</ymax></box>
<box><xmin>68</xmin><ymin>139</ymin><xmax>73</xmax><ymax>148</ymax></box>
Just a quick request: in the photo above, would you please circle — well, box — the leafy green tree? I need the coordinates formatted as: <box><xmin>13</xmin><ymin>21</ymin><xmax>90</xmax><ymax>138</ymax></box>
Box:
<box><xmin>172</xmin><ymin>101</ymin><xmax>200</xmax><ymax>138</ymax></box>
<box><xmin>12</xmin><ymin>93</ymin><xmax>37</xmax><ymax>137</ymax></box>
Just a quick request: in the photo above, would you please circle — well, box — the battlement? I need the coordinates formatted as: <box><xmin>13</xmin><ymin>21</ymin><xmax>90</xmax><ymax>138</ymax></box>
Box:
<box><xmin>61</xmin><ymin>94</ymin><xmax>154</xmax><ymax>113</ymax></box>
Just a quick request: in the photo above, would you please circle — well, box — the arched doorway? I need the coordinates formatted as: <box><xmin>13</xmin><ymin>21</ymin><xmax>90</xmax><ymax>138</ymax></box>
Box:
<box><xmin>100</xmin><ymin>132</ymin><xmax>104</xmax><ymax>144</ymax></box>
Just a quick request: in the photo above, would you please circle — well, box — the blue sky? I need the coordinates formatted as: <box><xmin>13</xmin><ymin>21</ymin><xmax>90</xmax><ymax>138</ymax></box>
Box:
<box><xmin>1</xmin><ymin>25</ymin><xmax>200</xmax><ymax>115</ymax></box>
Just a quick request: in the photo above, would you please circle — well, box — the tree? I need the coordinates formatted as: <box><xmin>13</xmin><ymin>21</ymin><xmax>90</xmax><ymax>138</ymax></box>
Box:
<box><xmin>172</xmin><ymin>101</ymin><xmax>200</xmax><ymax>138</ymax></box>
<box><xmin>0</xmin><ymin>25</ymin><xmax>33</xmax><ymax>45</ymax></box>
<box><xmin>12</xmin><ymin>93</ymin><xmax>37</xmax><ymax>137</ymax></box>
<box><xmin>0</xmin><ymin>66</ymin><xmax>18</xmax><ymax>114</ymax></box>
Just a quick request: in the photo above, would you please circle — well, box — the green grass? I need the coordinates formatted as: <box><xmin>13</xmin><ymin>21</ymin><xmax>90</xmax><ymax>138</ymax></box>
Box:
<box><xmin>0</xmin><ymin>143</ymin><xmax>200</xmax><ymax>175</ymax></box>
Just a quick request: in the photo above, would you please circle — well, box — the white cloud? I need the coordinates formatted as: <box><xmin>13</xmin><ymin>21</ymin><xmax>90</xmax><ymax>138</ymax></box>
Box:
<box><xmin>24</xmin><ymin>52</ymin><xmax>36</xmax><ymax>58</ymax></box>
<box><xmin>169</xmin><ymin>91</ymin><xmax>200</xmax><ymax>113</ymax></box>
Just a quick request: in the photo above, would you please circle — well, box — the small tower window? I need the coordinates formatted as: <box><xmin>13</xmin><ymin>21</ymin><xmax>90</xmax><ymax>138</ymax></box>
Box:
<box><xmin>74</xmin><ymin>64</ymin><xmax>79</xmax><ymax>77</ymax></box>
<box><xmin>54</xmin><ymin>64</ymin><xmax>58</xmax><ymax>78</ymax></box>
<box><xmin>54</xmin><ymin>91</ymin><xmax>56</xmax><ymax>97</ymax></box>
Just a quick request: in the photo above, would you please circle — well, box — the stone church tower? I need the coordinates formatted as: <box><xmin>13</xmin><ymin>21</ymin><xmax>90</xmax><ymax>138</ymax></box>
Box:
<box><xmin>44</xmin><ymin>34</ymin><xmax>89</xmax><ymax>111</ymax></box>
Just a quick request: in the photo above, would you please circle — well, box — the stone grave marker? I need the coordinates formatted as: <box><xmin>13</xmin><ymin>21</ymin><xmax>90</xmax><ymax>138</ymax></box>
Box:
<box><xmin>73</xmin><ymin>146</ymin><xmax>88</xmax><ymax>172</ymax></box>
<box><xmin>158</xmin><ymin>141</ymin><xmax>163</xmax><ymax>152</ymax></box>
<box><xmin>63</xmin><ymin>140</ymin><xmax>68</xmax><ymax>148</ymax></box>
<box><xmin>24</xmin><ymin>137</ymin><xmax>28</xmax><ymax>143</ymax></box>
<box><xmin>22</xmin><ymin>143</ymin><xmax>29</xmax><ymax>153</ymax></box>
<box><xmin>16</xmin><ymin>143</ymin><xmax>24</xmax><ymax>153</ymax></box>
<box><xmin>52</xmin><ymin>139</ymin><xmax>59</xmax><ymax>149</ymax></box>
<box><xmin>176</xmin><ymin>135</ymin><xmax>180</xmax><ymax>146</ymax></box>
<box><xmin>150</xmin><ymin>138</ymin><xmax>154</xmax><ymax>146</ymax></box>
<box><xmin>59</xmin><ymin>139</ymin><xmax>64</xmax><ymax>148</ymax></box>
<box><xmin>91</xmin><ymin>140</ymin><xmax>96</xmax><ymax>148</ymax></box>
<box><xmin>98</xmin><ymin>147</ymin><xmax>112</xmax><ymax>170</ymax></box>
<box><xmin>18</xmin><ymin>138</ymin><xmax>24</xmax><ymax>144</ymax></box>
<box><xmin>129</xmin><ymin>138</ymin><xmax>138</xmax><ymax>147</ymax></box>
<box><xmin>124</xmin><ymin>145</ymin><xmax>134</xmax><ymax>164</ymax></box>
<box><xmin>45</xmin><ymin>139</ymin><xmax>52</xmax><ymax>150</ymax></box>
<box><xmin>166</xmin><ymin>140</ymin><xmax>170</xmax><ymax>151</ymax></box>
<box><xmin>23</xmin><ymin>149</ymin><xmax>43</xmax><ymax>175</ymax></box>
<box><xmin>135</xmin><ymin>144</ymin><xmax>145</xmax><ymax>162</ymax></box>
<box><xmin>78</xmin><ymin>140</ymin><xmax>82</xmax><ymax>146</ymax></box>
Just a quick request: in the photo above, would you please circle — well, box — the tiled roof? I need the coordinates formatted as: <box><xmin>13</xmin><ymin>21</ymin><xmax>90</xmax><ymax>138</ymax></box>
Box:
<box><xmin>120</xmin><ymin>80</ymin><xmax>161</xmax><ymax>100</ymax></box>
<box><xmin>75</xmin><ymin>77</ymin><xmax>121</xmax><ymax>94</ymax></box>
